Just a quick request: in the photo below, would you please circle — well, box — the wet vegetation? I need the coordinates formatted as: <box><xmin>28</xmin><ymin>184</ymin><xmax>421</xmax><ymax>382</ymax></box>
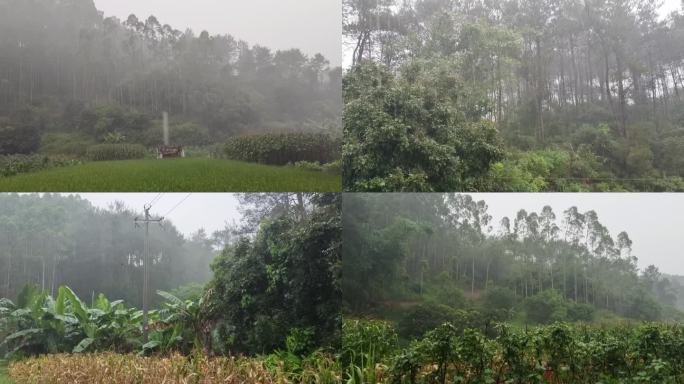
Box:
<box><xmin>342</xmin><ymin>193</ymin><xmax>684</xmax><ymax>383</ymax></box>
<box><xmin>0</xmin><ymin>0</ymin><xmax>341</xmax><ymax>186</ymax></box>
<box><xmin>343</xmin><ymin>0</ymin><xmax>684</xmax><ymax>191</ymax></box>
<box><xmin>0</xmin><ymin>193</ymin><xmax>341</xmax><ymax>383</ymax></box>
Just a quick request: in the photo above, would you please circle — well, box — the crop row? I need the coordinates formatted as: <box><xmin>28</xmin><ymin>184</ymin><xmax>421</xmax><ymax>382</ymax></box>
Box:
<box><xmin>9</xmin><ymin>352</ymin><xmax>340</xmax><ymax>383</ymax></box>
<box><xmin>222</xmin><ymin>132</ymin><xmax>340</xmax><ymax>165</ymax></box>
<box><xmin>342</xmin><ymin>319</ymin><xmax>684</xmax><ymax>384</ymax></box>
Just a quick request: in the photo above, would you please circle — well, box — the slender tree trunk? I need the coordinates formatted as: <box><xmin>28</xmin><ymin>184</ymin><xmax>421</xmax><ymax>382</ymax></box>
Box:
<box><xmin>536</xmin><ymin>37</ymin><xmax>544</xmax><ymax>143</ymax></box>
<box><xmin>471</xmin><ymin>252</ymin><xmax>475</xmax><ymax>295</ymax></box>
<box><xmin>574</xmin><ymin>263</ymin><xmax>578</xmax><ymax>302</ymax></box>
<box><xmin>671</xmin><ymin>66</ymin><xmax>681</xmax><ymax>100</ymax></box>
<box><xmin>615</xmin><ymin>53</ymin><xmax>627</xmax><ymax>137</ymax></box>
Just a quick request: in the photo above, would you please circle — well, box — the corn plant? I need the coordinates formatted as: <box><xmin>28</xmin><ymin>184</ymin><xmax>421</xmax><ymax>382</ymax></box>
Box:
<box><xmin>86</xmin><ymin>144</ymin><xmax>146</xmax><ymax>161</ymax></box>
<box><xmin>222</xmin><ymin>132</ymin><xmax>340</xmax><ymax>165</ymax></box>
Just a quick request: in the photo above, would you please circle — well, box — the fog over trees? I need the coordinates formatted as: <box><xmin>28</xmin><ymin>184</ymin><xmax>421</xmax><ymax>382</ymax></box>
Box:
<box><xmin>343</xmin><ymin>0</ymin><xmax>684</xmax><ymax>191</ymax></box>
<box><xmin>0</xmin><ymin>193</ymin><xmax>221</xmax><ymax>307</ymax></box>
<box><xmin>343</xmin><ymin>193</ymin><xmax>684</xmax><ymax>322</ymax></box>
<box><xmin>0</xmin><ymin>0</ymin><xmax>341</xmax><ymax>156</ymax></box>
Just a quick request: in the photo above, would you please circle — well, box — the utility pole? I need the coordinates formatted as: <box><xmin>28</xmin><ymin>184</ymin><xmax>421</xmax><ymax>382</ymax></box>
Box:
<box><xmin>135</xmin><ymin>204</ymin><xmax>163</xmax><ymax>343</ymax></box>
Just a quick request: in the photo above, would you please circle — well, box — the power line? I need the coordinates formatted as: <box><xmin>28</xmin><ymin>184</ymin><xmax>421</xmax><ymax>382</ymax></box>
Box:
<box><xmin>147</xmin><ymin>193</ymin><xmax>163</xmax><ymax>208</ymax></box>
<box><xmin>163</xmin><ymin>193</ymin><xmax>192</xmax><ymax>218</ymax></box>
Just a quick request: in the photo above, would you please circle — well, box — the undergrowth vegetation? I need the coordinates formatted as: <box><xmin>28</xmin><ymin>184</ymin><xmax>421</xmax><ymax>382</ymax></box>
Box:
<box><xmin>343</xmin><ymin>319</ymin><xmax>684</xmax><ymax>384</ymax></box>
<box><xmin>85</xmin><ymin>144</ymin><xmax>147</xmax><ymax>161</ymax></box>
<box><xmin>0</xmin><ymin>154</ymin><xmax>80</xmax><ymax>177</ymax></box>
<box><xmin>222</xmin><ymin>132</ymin><xmax>340</xmax><ymax>166</ymax></box>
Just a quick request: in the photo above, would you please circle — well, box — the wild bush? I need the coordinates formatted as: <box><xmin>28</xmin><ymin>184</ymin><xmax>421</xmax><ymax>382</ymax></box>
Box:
<box><xmin>40</xmin><ymin>133</ymin><xmax>94</xmax><ymax>157</ymax></box>
<box><xmin>222</xmin><ymin>132</ymin><xmax>340</xmax><ymax>165</ymax></box>
<box><xmin>86</xmin><ymin>144</ymin><xmax>146</xmax><ymax>161</ymax></box>
<box><xmin>0</xmin><ymin>123</ymin><xmax>40</xmax><ymax>155</ymax></box>
<box><xmin>0</xmin><ymin>154</ymin><xmax>79</xmax><ymax>177</ymax></box>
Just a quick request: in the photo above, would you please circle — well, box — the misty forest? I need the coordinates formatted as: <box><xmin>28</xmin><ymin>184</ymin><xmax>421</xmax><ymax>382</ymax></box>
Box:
<box><xmin>0</xmin><ymin>0</ymin><xmax>341</xmax><ymax>191</ymax></box>
<box><xmin>342</xmin><ymin>193</ymin><xmax>684</xmax><ymax>383</ymax></box>
<box><xmin>0</xmin><ymin>193</ymin><xmax>342</xmax><ymax>383</ymax></box>
<box><xmin>343</xmin><ymin>0</ymin><xmax>684</xmax><ymax>192</ymax></box>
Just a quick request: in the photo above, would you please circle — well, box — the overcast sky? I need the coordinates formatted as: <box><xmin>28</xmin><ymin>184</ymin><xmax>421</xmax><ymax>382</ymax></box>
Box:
<box><xmin>70</xmin><ymin>193</ymin><xmax>241</xmax><ymax>237</ymax></box>
<box><xmin>93</xmin><ymin>0</ymin><xmax>342</xmax><ymax>67</ymax></box>
<box><xmin>661</xmin><ymin>0</ymin><xmax>682</xmax><ymax>17</ymax></box>
<box><xmin>469</xmin><ymin>193</ymin><xmax>684</xmax><ymax>276</ymax></box>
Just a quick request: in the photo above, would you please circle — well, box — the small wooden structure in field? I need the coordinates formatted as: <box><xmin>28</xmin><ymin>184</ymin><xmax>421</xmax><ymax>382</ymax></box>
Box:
<box><xmin>157</xmin><ymin>145</ymin><xmax>185</xmax><ymax>159</ymax></box>
<box><xmin>157</xmin><ymin>111</ymin><xmax>185</xmax><ymax>159</ymax></box>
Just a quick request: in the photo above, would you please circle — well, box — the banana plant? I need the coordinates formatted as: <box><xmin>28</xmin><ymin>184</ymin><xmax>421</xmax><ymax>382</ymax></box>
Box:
<box><xmin>142</xmin><ymin>290</ymin><xmax>205</xmax><ymax>355</ymax></box>
<box><xmin>0</xmin><ymin>285</ymin><xmax>144</xmax><ymax>357</ymax></box>
<box><xmin>0</xmin><ymin>285</ymin><xmax>78</xmax><ymax>357</ymax></box>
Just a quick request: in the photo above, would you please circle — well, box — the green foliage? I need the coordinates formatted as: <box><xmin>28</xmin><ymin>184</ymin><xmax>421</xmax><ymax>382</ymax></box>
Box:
<box><xmin>204</xmin><ymin>197</ymin><xmax>341</xmax><ymax>355</ymax></box>
<box><xmin>343</xmin><ymin>0</ymin><xmax>684</xmax><ymax>192</ymax></box>
<box><xmin>0</xmin><ymin>124</ymin><xmax>40</xmax><ymax>155</ymax></box>
<box><xmin>167</xmin><ymin>123</ymin><xmax>210</xmax><ymax>147</ymax></box>
<box><xmin>0</xmin><ymin>285</ymin><xmax>143</xmax><ymax>358</ymax></box>
<box><xmin>0</xmin><ymin>158</ymin><xmax>341</xmax><ymax>191</ymax></box>
<box><xmin>397</xmin><ymin>303</ymin><xmax>462</xmax><ymax>340</ymax></box>
<box><xmin>482</xmin><ymin>287</ymin><xmax>517</xmax><ymax>311</ymax></box>
<box><xmin>350</xmin><ymin>320</ymin><xmax>684</xmax><ymax>383</ymax></box>
<box><xmin>86</xmin><ymin>144</ymin><xmax>147</xmax><ymax>161</ymax></box>
<box><xmin>341</xmin><ymin>319</ymin><xmax>397</xmax><ymax>367</ymax></box>
<box><xmin>342</xmin><ymin>193</ymin><xmax>670</xmax><ymax>323</ymax></box>
<box><xmin>78</xmin><ymin>106</ymin><xmax>151</xmax><ymax>142</ymax></box>
<box><xmin>39</xmin><ymin>133</ymin><xmax>94</xmax><ymax>158</ymax></box>
<box><xmin>624</xmin><ymin>289</ymin><xmax>662</xmax><ymax>321</ymax></box>
<box><xmin>222</xmin><ymin>132</ymin><xmax>340</xmax><ymax>166</ymax></box>
<box><xmin>0</xmin><ymin>154</ymin><xmax>79</xmax><ymax>177</ymax></box>
<box><xmin>566</xmin><ymin>302</ymin><xmax>595</xmax><ymax>322</ymax></box>
<box><xmin>343</xmin><ymin>62</ymin><xmax>504</xmax><ymax>191</ymax></box>
<box><xmin>524</xmin><ymin>290</ymin><xmax>596</xmax><ymax>324</ymax></box>
<box><xmin>524</xmin><ymin>290</ymin><xmax>569</xmax><ymax>324</ymax></box>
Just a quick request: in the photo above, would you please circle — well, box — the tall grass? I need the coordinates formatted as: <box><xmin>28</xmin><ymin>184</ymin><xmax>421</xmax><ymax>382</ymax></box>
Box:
<box><xmin>9</xmin><ymin>353</ymin><xmax>340</xmax><ymax>384</ymax></box>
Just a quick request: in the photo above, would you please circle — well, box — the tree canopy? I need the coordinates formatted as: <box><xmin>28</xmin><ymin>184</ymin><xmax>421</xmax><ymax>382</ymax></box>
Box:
<box><xmin>343</xmin><ymin>193</ymin><xmax>682</xmax><ymax>323</ymax></box>
<box><xmin>343</xmin><ymin>0</ymin><xmax>684</xmax><ymax>191</ymax></box>
<box><xmin>0</xmin><ymin>0</ymin><xmax>341</xmax><ymax>155</ymax></box>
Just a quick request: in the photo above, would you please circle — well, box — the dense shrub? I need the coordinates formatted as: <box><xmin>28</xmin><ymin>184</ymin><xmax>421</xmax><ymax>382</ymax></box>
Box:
<box><xmin>0</xmin><ymin>154</ymin><xmax>79</xmax><ymax>177</ymax></box>
<box><xmin>222</xmin><ymin>132</ymin><xmax>340</xmax><ymax>165</ymax></box>
<box><xmin>343</xmin><ymin>61</ymin><xmax>505</xmax><ymax>192</ymax></box>
<box><xmin>291</xmin><ymin>160</ymin><xmax>342</xmax><ymax>174</ymax></box>
<box><xmin>567</xmin><ymin>302</ymin><xmax>595</xmax><ymax>322</ymax></box>
<box><xmin>205</xmin><ymin>198</ymin><xmax>341</xmax><ymax>355</ymax></box>
<box><xmin>397</xmin><ymin>303</ymin><xmax>461</xmax><ymax>340</ymax></box>
<box><xmin>86</xmin><ymin>144</ymin><xmax>147</xmax><ymax>161</ymax></box>
<box><xmin>524</xmin><ymin>290</ymin><xmax>568</xmax><ymax>324</ymax></box>
<box><xmin>40</xmin><ymin>133</ymin><xmax>94</xmax><ymax>157</ymax></box>
<box><xmin>482</xmin><ymin>287</ymin><xmax>517</xmax><ymax>311</ymax></box>
<box><xmin>78</xmin><ymin>105</ymin><xmax>151</xmax><ymax>141</ymax></box>
<box><xmin>0</xmin><ymin>123</ymin><xmax>41</xmax><ymax>155</ymax></box>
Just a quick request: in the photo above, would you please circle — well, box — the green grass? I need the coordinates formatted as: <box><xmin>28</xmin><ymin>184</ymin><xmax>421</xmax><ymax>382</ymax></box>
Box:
<box><xmin>0</xmin><ymin>360</ymin><xmax>13</xmax><ymax>384</ymax></box>
<box><xmin>0</xmin><ymin>158</ymin><xmax>340</xmax><ymax>192</ymax></box>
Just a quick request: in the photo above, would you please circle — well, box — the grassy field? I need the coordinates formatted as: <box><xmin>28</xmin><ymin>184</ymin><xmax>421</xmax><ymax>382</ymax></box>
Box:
<box><xmin>0</xmin><ymin>158</ymin><xmax>340</xmax><ymax>192</ymax></box>
<box><xmin>0</xmin><ymin>361</ymin><xmax>13</xmax><ymax>384</ymax></box>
